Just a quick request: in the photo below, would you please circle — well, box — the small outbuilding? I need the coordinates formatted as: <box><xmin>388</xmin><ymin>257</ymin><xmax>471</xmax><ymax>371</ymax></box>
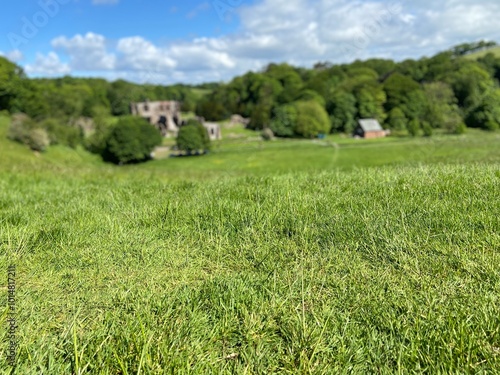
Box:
<box><xmin>354</xmin><ymin>119</ymin><xmax>387</xmax><ymax>139</ymax></box>
<box><xmin>203</xmin><ymin>122</ymin><xmax>223</xmax><ymax>141</ymax></box>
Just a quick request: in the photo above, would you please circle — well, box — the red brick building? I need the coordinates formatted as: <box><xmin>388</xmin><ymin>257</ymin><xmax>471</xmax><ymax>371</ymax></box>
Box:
<box><xmin>354</xmin><ymin>119</ymin><xmax>387</xmax><ymax>139</ymax></box>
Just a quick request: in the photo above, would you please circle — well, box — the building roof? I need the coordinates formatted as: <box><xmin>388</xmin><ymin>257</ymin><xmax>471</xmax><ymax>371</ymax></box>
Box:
<box><xmin>358</xmin><ymin>119</ymin><xmax>383</xmax><ymax>132</ymax></box>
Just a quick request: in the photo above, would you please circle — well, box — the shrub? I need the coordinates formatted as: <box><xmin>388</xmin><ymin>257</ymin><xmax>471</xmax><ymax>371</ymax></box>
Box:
<box><xmin>455</xmin><ymin>122</ymin><xmax>467</xmax><ymax>134</ymax></box>
<box><xmin>407</xmin><ymin>119</ymin><xmax>421</xmax><ymax>137</ymax></box>
<box><xmin>270</xmin><ymin>104</ymin><xmax>297</xmax><ymax>137</ymax></box>
<box><xmin>7</xmin><ymin>114</ymin><xmax>50</xmax><ymax>152</ymax></box>
<box><xmin>177</xmin><ymin>120</ymin><xmax>211</xmax><ymax>154</ymax></box>
<box><xmin>386</xmin><ymin>107</ymin><xmax>408</xmax><ymax>131</ymax></box>
<box><xmin>293</xmin><ymin>100</ymin><xmax>331</xmax><ymax>138</ymax></box>
<box><xmin>40</xmin><ymin>118</ymin><xmax>82</xmax><ymax>148</ymax></box>
<box><xmin>102</xmin><ymin>116</ymin><xmax>162</xmax><ymax>164</ymax></box>
<box><xmin>422</xmin><ymin>121</ymin><xmax>433</xmax><ymax>137</ymax></box>
<box><xmin>261</xmin><ymin>128</ymin><xmax>274</xmax><ymax>141</ymax></box>
<box><xmin>85</xmin><ymin>120</ymin><xmax>112</xmax><ymax>155</ymax></box>
<box><xmin>27</xmin><ymin>128</ymin><xmax>50</xmax><ymax>152</ymax></box>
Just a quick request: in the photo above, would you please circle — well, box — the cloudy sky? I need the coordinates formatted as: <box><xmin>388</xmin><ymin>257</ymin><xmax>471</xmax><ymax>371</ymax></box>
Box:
<box><xmin>0</xmin><ymin>0</ymin><xmax>499</xmax><ymax>84</ymax></box>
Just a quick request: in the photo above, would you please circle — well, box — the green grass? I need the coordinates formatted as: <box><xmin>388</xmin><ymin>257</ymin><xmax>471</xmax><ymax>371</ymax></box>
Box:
<box><xmin>464</xmin><ymin>46</ymin><xmax>500</xmax><ymax>60</ymax></box>
<box><xmin>1</xmin><ymin>115</ymin><xmax>500</xmax><ymax>373</ymax></box>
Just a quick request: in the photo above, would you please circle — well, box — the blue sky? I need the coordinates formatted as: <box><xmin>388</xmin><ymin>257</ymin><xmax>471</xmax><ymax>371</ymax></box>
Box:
<box><xmin>1</xmin><ymin>0</ymin><xmax>499</xmax><ymax>84</ymax></box>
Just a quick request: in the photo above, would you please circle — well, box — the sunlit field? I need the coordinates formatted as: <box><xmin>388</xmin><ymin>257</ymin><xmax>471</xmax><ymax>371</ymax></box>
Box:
<box><xmin>1</xmin><ymin>115</ymin><xmax>499</xmax><ymax>373</ymax></box>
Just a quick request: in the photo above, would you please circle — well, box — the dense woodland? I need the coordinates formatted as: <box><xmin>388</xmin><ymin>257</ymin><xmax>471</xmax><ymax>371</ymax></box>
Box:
<box><xmin>1</xmin><ymin>40</ymin><xmax>500</xmax><ymax>151</ymax></box>
<box><xmin>197</xmin><ymin>41</ymin><xmax>500</xmax><ymax>136</ymax></box>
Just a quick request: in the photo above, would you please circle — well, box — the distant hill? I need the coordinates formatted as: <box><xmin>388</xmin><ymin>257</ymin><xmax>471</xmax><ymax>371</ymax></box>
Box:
<box><xmin>464</xmin><ymin>45</ymin><xmax>500</xmax><ymax>60</ymax></box>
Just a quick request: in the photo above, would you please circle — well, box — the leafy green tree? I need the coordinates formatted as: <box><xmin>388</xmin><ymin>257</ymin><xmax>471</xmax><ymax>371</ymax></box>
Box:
<box><xmin>407</xmin><ymin>119</ymin><xmax>421</xmax><ymax>137</ymax></box>
<box><xmin>448</xmin><ymin>63</ymin><xmax>493</xmax><ymax>108</ymax></box>
<box><xmin>422</xmin><ymin>121</ymin><xmax>433</xmax><ymax>137</ymax></box>
<box><xmin>107</xmin><ymin>79</ymin><xmax>141</xmax><ymax>116</ymax></box>
<box><xmin>465</xmin><ymin>88</ymin><xmax>500</xmax><ymax>131</ymax></box>
<box><xmin>177</xmin><ymin>119</ymin><xmax>211</xmax><ymax>154</ymax></box>
<box><xmin>355</xmin><ymin>86</ymin><xmax>387</xmax><ymax>123</ymax></box>
<box><xmin>400</xmin><ymin>90</ymin><xmax>430</xmax><ymax>122</ymax></box>
<box><xmin>386</xmin><ymin>107</ymin><xmax>408</xmax><ymax>130</ymax></box>
<box><xmin>395</xmin><ymin>59</ymin><xmax>428</xmax><ymax>82</ymax></box>
<box><xmin>455</xmin><ymin>122</ymin><xmax>467</xmax><ymax>134</ymax></box>
<box><xmin>451</xmin><ymin>40</ymin><xmax>497</xmax><ymax>56</ymax></box>
<box><xmin>296</xmin><ymin>90</ymin><xmax>326</xmax><ymax>107</ymax></box>
<box><xmin>350</xmin><ymin>58</ymin><xmax>397</xmax><ymax>78</ymax></box>
<box><xmin>293</xmin><ymin>100</ymin><xmax>331</xmax><ymax>138</ymax></box>
<box><xmin>423</xmin><ymin>52</ymin><xmax>457</xmax><ymax>81</ymax></box>
<box><xmin>264</xmin><ymin>63</ymin><xmax>303</xmax><ymax>104</ymax></box>
<box><xmin>102</xmin><ymin>116</ymin><xmax>162</xmax><ymax>164</ymax></box>
<box><xmin>0</xmin><ymin>56</ymin><xmax>25</xmax><ymax>112</ymax></box>
<box><xmin>196</xmin><ymin>98</ymin><xmax>228</xmax><ymax>121</ymax></box>
<box><xmin>304</xmin><ymin>66</ymin><xmax>345</xmax><ymax>99</ymax></box>
<box><xmin>249</xmin><ymin>101</ymin><xmax>273</xmax><ymax>130</ymax></box>
<box><xmin>327</xmin><ymin>91</ymin><xmax>357</xmax><ymax>133</ymax></box>
<box><xmin>85</xmin><ymin>120</ymin><xmax>112</xmax><ymax>155</ymax></box>
<box><xmin>423</xmin><ymin>82</ymin><xmax>463</xmax><ymax>131</ymax></box>
<box><xmin>270</xmin><ymin>104</ymin><xmax>298</xmax><ymax>137</ymax></box>
<box><xmin>383</xmin><ymin>73</ymin><xmax>421</xmax><ymax>111</ymax></box>
<box><xmin>40</xmin><ymin>118</ymin><xmax>82</xmax><ymax>148</ymax></box>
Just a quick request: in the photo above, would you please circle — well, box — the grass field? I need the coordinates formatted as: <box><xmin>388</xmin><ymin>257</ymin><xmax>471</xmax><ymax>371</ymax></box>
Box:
<box><xmin>0</xmin><ymin>115</ymin><xmax>499</xmax><ymax>373</ymax></box>
<box><xmin>465</xmin><ymin>46</ymin><xmax>500</xmax><ymax>60</ymax></box>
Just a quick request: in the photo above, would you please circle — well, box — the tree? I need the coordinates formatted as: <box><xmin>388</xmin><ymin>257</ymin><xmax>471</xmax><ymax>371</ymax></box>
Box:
<box><xmin>383</xmin><ymin>73</ymin><xmax>421</xmax><ymax>111</ymax></box>
<box><xmin>85</xmin><ymin>119</ymin><xmax>112</xmax><ymax>155</ymax></box>
<box><xmin>0</xmin><ymin>56</ymin><xmax>25</xmax><ymax>113</ymax></box>
<box><xmin>40</xmin><ymin>118</ymin><xmax>83</xmax><ymax>148</ymax></box>
<box><xmin>465</xmin><ymin>88</ymin><xmax>500</xmax><ymax>131</ymax></box>
<box><xmin>270</xmin><ymin>104</ymin><xmax>298</xmax><ymax>137</ymax></box>
<box><xmin>355</xmin><ymin>86</ymin><xmax>387</xmax><ymax>123</ymax></box>
<box><xmin>327</xmin><ymin>91</ymin><xmax>357</xmax><ymax>133</ymax></box>
<box><xmin>102</xmin><ymin>116</ymin><xmax>162</xmax><ymax>164</ymax></box>
<box><xmin>296</xmin><ymin>90</ymin><xmax>326</xmax><ymax>107</ymax></box>
<box><xmin>350</xmin><ymin>58</ymin><xmax>397</xmax><ymax>78</ymax></box>
<box><xmin>407</xmin><ymin>119</ymin><xmax>421</xmax><ymax>137</ymax></box>
<box><xmin>264</xmin><ymin>63</ymin><xmax>303</xmax><ymax>104</ymax></box>
<box><xmin>386</xmin><ymin>107</ymin><xmax>407</xmax><ymax>131</ymax></box>
<box><xmin>401</xmin><ymin>89</ymin><xmax>430</xmax><ymax>122</ymax></box>
<box><xmin>423</xmin><ymin>82</ymin><xmax>463</xmax><ymax>131</ymax></box>
<box><xmin>448</xmin><ymin>63</ymin><xmax>493</xmax><ymax>108</ymax></box>
<box><xmin>293</xmin><ymin>100</ymin><xmax>331</xmax><ymax>138</ymax></box>
<box><xmin>422</xmin><ymin>121</ymin><xmax>433</xmax><ymax>137</ymax></box>
<box><xmin>176</xmin><ymin>119</ymin><xmax>211</xmax><ymax>154</ymax></box>
<box><xmin>395</xmin><ymin>59</ymin><xmax>427</xmax><ymax>82</ymax></box>
<box><xmin>196</xmin><ymin>98</ymin><xmax>228</xmax><ymax>121</ymax></box>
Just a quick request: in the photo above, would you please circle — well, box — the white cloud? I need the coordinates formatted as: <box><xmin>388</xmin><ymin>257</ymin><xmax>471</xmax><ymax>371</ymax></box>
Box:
<box><xmin>52</xmin><ymin>32</ymin><xmax>116</xmax><ymax>70</ymax></box>
<box><xmin>25</xmin><ymin>52</ymin><xmax>71</xmax><ymax>75</ymax></box>
<box><xmin>21</xmin><ymin>0</ymin><xmax>500</xmax><ymax>83</ymax></box>
<box><xmin>116</xmin><ymin>36</ymin><xmax>176</xmax><ymax>71</ymax></box>
<box><xmin>0</xmin><ymin>50</ymin><xmax>24</xmax><ymax>62</ymax></box>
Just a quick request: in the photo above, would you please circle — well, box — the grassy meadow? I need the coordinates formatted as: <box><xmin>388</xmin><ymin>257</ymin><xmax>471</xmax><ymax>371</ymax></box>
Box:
<box><xmin>1</xmin><ymin>114</ymin><xmax>500</xmax><ymax>373</ymax></box>
<box><xmin>465</xmin><ymin>46</ymin><xmax>500</xmax><ymax>60</ymax></box>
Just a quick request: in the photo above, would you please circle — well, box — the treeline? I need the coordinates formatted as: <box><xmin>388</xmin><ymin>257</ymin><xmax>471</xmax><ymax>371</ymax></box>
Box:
<box><xmin>197</xmin><ymin>41</ymin><xmax>500</xmax><ymax>136</ymax></box>
<box><xmin>0</xmin><ymin>57</ymin><xmax>214</xmax><ymax>152</ymax></box>
<box><xmin>1</xmin><ymin>40</ymin><xmax>500</xmax><ymax>147</ymax></box>
<box><xmin>0</xmin><ymin>59</ymin><xmax>208</xmax><ymax>121</ymax></box>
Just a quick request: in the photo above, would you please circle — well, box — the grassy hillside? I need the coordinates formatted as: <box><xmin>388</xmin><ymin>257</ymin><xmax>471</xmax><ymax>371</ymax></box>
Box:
<box><xmin>1</xmin><ymin>115</ymin><xmax>500</xmax><ymax>373</ymax></box>
<box><xmin>2</xmin><ymin>115</ymin><xmax>500</xmax><ymax>179</ymax></box>
<box><xmin>465</xmin><ymin>46</ymin><xmax>500</xmax><ymax>60</ymax></box>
